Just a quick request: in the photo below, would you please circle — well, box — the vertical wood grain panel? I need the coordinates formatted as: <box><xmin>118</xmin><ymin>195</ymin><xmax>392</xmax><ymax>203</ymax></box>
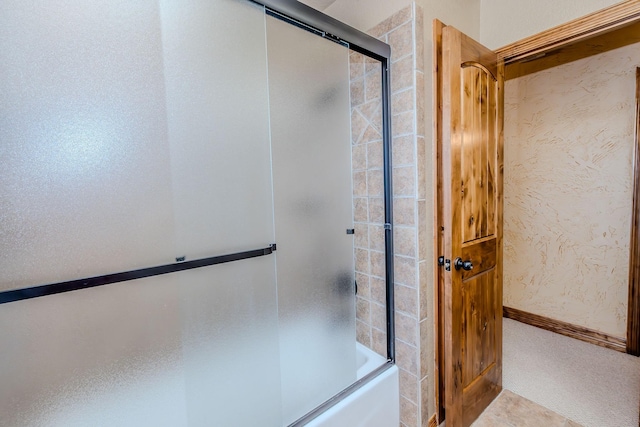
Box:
<box><xmin>462</xmin><ymin>274</ymin><xmax>478</xmax><ymax>387</ymax></box>
<box><xmin>462</xmin><ymin>271</ymin><xmax>498</xmax><ymax>388</ymax></box>
<box><xmin>472</xmin><ymin>69</ymin><xmax>483</xmax><ymax>240</ymax></box>
<box><xmin>461</xmin><ymin>67</ymin><xmax>476</xmax><ymax>243</ymax></box>
<box><xmin>487</xmin><ymin>77</ymin><xmax>497</xmax><ymax>237</ymax></box>
<box><xmin>482</xmin><ymin>274</ymin><xmax>488</xmax><ymax>381</ymax></box>
<box><xmin>462</xmin><ymin>66</ymin><xmax>494</xmax><ymax>243</ymax></box>
<box><xmin>486</xmin><ymin>270</ymin><xmax>496</xmax><ymax>371</ymax></box>
<box><xmin>480</xmin><ymin>71</ymin><xmax>489</xmax><ymax>238</ymax></box>
<box><xmin>462</xmin><ymin>274</ymin><xmax>472</xmax><ymax>386</ymax></box>
<box><xmin>471</xmin><ymin>70</ymin><xmax>482</xmax><ymax>240</ymax></box>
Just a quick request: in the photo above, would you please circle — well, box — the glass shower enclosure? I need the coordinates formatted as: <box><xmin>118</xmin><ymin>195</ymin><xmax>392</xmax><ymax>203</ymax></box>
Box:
<box><xmin>0</xmin><ymin>0</ymin><xmax>394</xmax><ymax>425</ymax></box>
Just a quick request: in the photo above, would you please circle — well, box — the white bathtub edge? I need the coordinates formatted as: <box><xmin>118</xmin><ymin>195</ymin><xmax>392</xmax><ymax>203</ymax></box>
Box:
<box><xmin>305</xmin><ymin>346</ymin><xmax>399</xmax><ymax>427</ymax></box>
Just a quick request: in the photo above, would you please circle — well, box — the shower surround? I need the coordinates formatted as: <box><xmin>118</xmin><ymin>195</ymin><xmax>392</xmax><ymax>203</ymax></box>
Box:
<box><xmin>350</xmin><ymin>4</ymin><xmax>434</xmax><ymax>426</ymax></box>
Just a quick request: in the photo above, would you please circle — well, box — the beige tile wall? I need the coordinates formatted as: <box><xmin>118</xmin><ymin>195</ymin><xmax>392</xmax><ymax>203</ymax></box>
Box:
<box><xmin>350</xmin><ymin>45</ymin><xmax>388</xmax><ymax>356</ymax></box>
<box><xmin>350</xmin><ymin>4</ymin><xmax>432</xmax><ymax>426</ymax></box>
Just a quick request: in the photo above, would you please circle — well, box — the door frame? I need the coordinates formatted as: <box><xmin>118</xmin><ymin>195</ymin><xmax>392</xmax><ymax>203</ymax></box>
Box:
<box><xmin>630</xmin><ymin>67</ymin><xmax>640</xmax><ymax>357</ymax></box>
<box><xmin>434</xmin><ymin>1</ymin><xmax>640</xmax><ymax>422</ymax></box>
<box><xmin>494</xmin><ymin>0</ymin><xmax>640</xmax><ymax>358</ymax></box>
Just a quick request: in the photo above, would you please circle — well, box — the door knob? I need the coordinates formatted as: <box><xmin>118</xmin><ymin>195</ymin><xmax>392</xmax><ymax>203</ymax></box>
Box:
<box><xmin>454</xmin><ymin>257</ymin><xmax>473</xmax><ymax>271</ymax></box>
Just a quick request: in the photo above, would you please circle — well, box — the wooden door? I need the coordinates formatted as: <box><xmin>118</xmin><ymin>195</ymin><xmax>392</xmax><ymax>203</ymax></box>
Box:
<box><xmin>440</xmin><ymin>25</ymin><xmax>504</xmax><ymax>427</ymax></box>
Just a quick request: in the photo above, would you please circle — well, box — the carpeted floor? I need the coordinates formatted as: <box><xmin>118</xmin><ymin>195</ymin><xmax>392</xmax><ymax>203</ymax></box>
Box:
<box><xmin>503</xmin><ymin>318</ymin><xmax>640</xmax><ymax>427</ymax></box>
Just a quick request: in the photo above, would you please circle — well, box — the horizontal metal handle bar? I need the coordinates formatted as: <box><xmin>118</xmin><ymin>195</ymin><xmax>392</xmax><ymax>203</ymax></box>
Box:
<box><xmin>0</xmin><ymin>244</ymin><xmax>277</xmax><ymax>305</ymax></box>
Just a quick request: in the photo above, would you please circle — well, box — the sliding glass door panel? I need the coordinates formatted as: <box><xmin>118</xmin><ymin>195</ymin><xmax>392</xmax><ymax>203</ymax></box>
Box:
<box><xmin>0</xmin><ymin>0</ymin><xmax>175</xmax><ymax>291</ymax></box>
<box><xmin>180</xmin><ymin>256</ymin><xmax>282</xmax><ymax>427</ymax></box>
<box><xmin>0</xmin><ymin>255</ymin><xmax>283</xmax><ymax>427</ymax></box>
<box><xmin>266</xmin><ymin>16</ymin><xmax>356</xmax><ymax>425</ymax></box>
<box><xmin>0</xmin><ymin>0</ymin><xmax>275</xmax><ymax>293</ymax></box>
<box><xmin>0</xmin><ymin>275</ymin><xmax>187</xmax><ymax>427</ymax></box>
<box><xmin>160</xmin><ymin>0</ymin><xmax>276</xmax><ymax>259</ymax></box>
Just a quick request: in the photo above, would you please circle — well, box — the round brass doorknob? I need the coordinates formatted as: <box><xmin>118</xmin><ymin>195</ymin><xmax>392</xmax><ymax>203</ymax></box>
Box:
<box><xmin>454</xmin><ymin>257</ymin><xmax>473</xmax><ymax>271</ymax></box>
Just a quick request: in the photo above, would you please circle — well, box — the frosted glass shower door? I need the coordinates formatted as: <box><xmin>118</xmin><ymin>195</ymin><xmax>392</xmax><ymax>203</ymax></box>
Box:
<box><xmin>1</xmin><ymin>0</ymin><xmax>368</xmax><ymax>424</ymax></box>
<box><xmin>0</xmin><ymin>0</ymin><xmax>283</xmax><ymax>426</ymax></box>
<box><xmin>160</xmin><ymin>0</ymin><xmax>276</xmax><ymax>258</ymax></box>
<box><xmin>266</xmin><ymin>16</ymin><xmax>357</xmax><ymax>424</ymax></box>
<box><xmin>0</xmin><ymin>0</ymin><xmax>176</xmax><ymax>291</ymax></box>
<box><xmin>159</xmin><ymin>0</ymin><xmax>283</xmax><ymax>425</ymax></box>
<box><xmin>0</xmin><ymin>275</ymin><xmax>188</xmax><ymax>427</ymax></box>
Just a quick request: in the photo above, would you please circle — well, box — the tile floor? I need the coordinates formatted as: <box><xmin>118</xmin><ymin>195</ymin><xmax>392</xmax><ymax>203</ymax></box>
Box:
<box><xmin>471</xmin><ymin>390</ymin><xmax>582</xmax><ymax>427</ymax></box>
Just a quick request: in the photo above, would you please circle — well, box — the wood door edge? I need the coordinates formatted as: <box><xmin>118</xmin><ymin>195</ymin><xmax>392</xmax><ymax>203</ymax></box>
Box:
<box><xmin>440</xmin><ymin>23</ymin><xmax>465</xmax><ymax>426</ymax></box>
<box><xmin>503</xmin><ymin>306</ymin><xmax>627</xmax><ymax>353</ymax></box>
<box><xmin>628</xmin><ymin>67</ymin><xmax>640</xmax><ymax>357</ymax></box>
<box><xmin>433</xmin><ymin>17</ymin><xmax>446</xmax><ymax>424</ymax></box>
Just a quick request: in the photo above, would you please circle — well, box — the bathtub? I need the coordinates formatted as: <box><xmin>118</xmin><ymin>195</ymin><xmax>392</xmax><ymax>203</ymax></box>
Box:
<box><xmin>305</xmin><ymin>343</ymin><xmax>399</xmax><ymax>427</ymax></box>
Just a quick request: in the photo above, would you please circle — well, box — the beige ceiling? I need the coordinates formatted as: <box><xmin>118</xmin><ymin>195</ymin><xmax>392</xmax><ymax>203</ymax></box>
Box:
<box><xmin>298</xmin><ymin>0</ymin><xmax>339</xmax><ymax>11</ymax></box>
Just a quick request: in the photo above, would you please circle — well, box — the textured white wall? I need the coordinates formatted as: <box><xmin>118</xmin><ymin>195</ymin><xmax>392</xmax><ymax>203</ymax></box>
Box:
<box><xmin>322</xmin><ymin>0</ymin><xmax>412</xmax><ymax>32</ymax></box>
<box><xmin>503</xmin><ymin>43</ymin><xmax>638</xmax><ymax>338</ymax></box>
<box><xmin>422</xmin><ymin>0</ymin><xmax>480</xmax><ymax>39</ymax></box>
<box><xmin>479</xmin><ymin>0</ymin><xmax>620</xmax><ymax>49</ymax></box>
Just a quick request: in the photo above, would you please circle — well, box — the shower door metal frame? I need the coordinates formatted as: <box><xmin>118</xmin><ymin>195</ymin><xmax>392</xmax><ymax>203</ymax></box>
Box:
<box><xmin>254</xmin><ymin>1</ymin><xmax>395</xmax><ymax>425</ymax></box>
